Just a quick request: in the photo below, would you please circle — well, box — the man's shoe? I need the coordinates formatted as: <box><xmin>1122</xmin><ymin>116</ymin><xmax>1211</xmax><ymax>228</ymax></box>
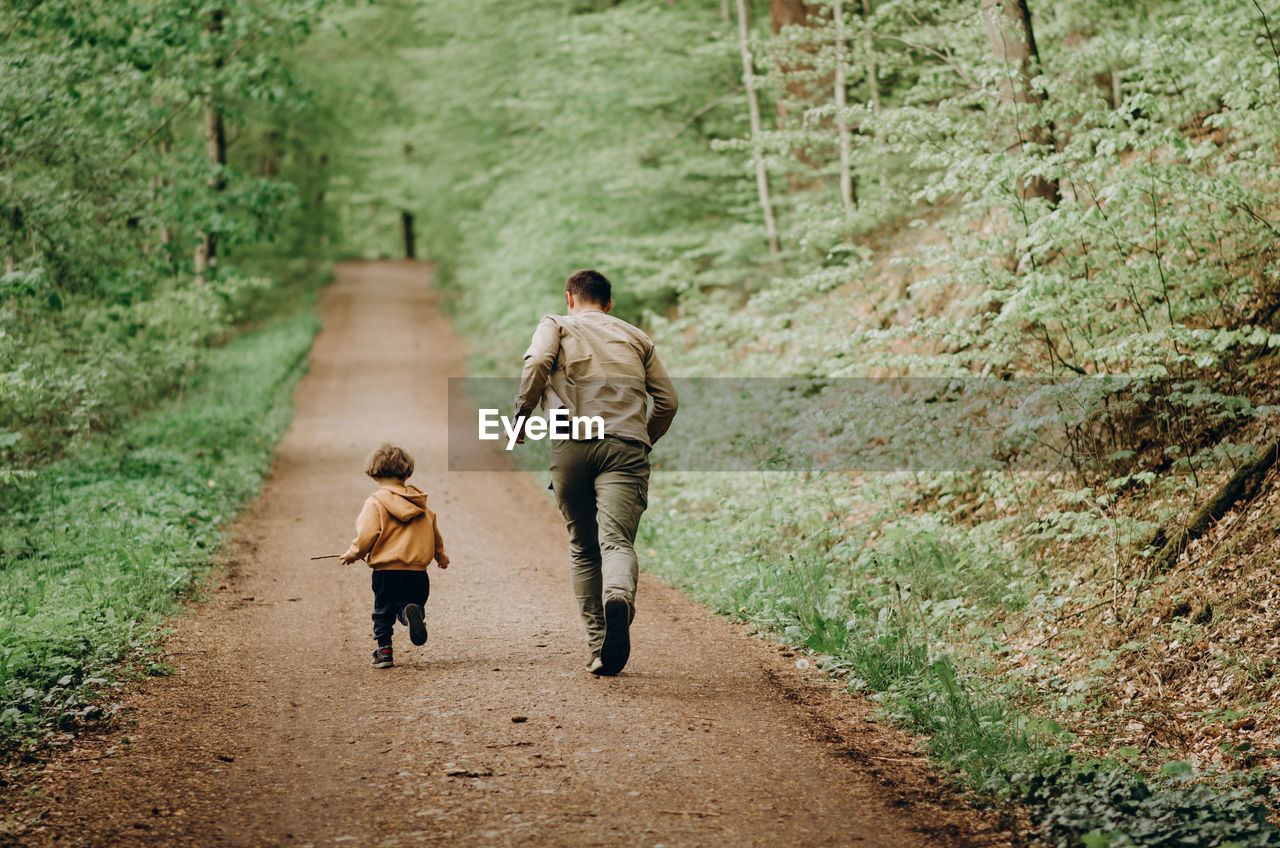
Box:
<box><xmin>372</xmin><ymin>646</ymin><xmax>394</xmax><ymax>668</ymax></box>
<box><xmin>404</xmin><ymin>604</ymin><xmax>428</xmax><ymax>646</ymax></box>
<box><xmin>586</xmin><ymin>654</ymin><xmax>604</xmax><ymax>675</ymax></box>
<box><xmin>599</xmin><ymin>597</ymin><xmax>632</xmax><ymax>675</ymax></box>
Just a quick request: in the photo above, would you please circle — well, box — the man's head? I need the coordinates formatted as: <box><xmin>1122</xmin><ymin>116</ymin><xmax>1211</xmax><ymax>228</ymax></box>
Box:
<box><xmin>565</xmin><ymin>269</ymin><xmax>613</xmax><ymax>314</ymax></box>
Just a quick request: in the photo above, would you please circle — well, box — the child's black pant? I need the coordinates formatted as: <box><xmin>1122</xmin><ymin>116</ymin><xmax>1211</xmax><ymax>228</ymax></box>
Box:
<box><xmin>371</xmin><ymin>570</ymin><xmax>430</xmax><ymax>647</ymax></box>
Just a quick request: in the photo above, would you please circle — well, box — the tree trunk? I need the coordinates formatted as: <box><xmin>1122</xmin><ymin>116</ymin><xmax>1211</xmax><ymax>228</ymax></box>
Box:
<box><xmin>401</xmin><ymin>211</ymin><xmax>416</xmax><ymax>259</ymax></box>
<box><xmin>315</xmin><ymin>151</ymin><xmax>328</xmax><ymax>212</ymax></box>
<box><xmin>833</xmin><ymin>0</ymin><xmax>856</xmax><ymax>209</ymax></box>
<box><xmin>721</xmin><ymin>0</ymin><xmax>731</xmax><ymax>21</ymax></box>
<box><xmin>1063</xmin><ymin>29</ymin><xmax>1120</xmax><ymax>109</ymax></box>
<box><xmin>155</xmin><ymin>137</ymin><xmax>174</xmax><ymax>250</ymax></box>
<box><xmin>197</xmin><ymin>96</ymin><xmax>226</xmax><ymax>277</ymax></box>
<box><xmin>196</xmin><ymin>8</ymin><xmax>228</xmax><ymax>281</ymax></box>
<box><xmin>148</xmin><ymin>90</ymin><xmax>175</xmax><ymax>258</ymax></box>
<box><xmin>981</xmin><ymin>0</ymin><xmax>1059</xmax><ymax>204</ymax></box>
<box><xmin>1144</xmin><ymin>439</ymin><xmax>1280</xmax><ymax>575</ymax></box>
<box><xmin>768</xmin><ymin>0</ymin><xmax>827</xmax><ymax>186</ymax></box>
<box><xmin>6</xmin><ymin>206</ymin><xmax>21</xmax><ymax>273</ymax></box>
<box><xmin>769</xmin><ymin>0</ymin><xmax>823</xmax><ymax>127</ymax></box>
<box><xmin>259</xmin><ymin>130</ymin><xmax>280</xmax><ymax>177</ymax></box>
<box><xmin>861</xmin><ymin>0</ymin><xmax>880</xmax><ymax>116</ymax></box>
<box><xmin>735</xmin><ymin>0</ymin><xmax>780</xmax><ymax>255</ymax></box>
<box><xmin>770</xmin><ymin>0</ymin><xmax>820</xmax><ymax>31</ymax></box>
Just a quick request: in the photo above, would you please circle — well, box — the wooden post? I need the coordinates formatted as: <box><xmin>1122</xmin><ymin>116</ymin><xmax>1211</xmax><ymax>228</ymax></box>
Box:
<box><xmin>401</xmin><ymin>212</ymin><xmax>416</xmax><ymax>260</ymax></box>
<box><xmin>735</xmin><ymin>0</ymin><xmax>780</xmax><ymax>255</ymax></box>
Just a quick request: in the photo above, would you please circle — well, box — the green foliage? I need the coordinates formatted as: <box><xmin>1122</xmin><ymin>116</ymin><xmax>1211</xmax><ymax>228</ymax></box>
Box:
<box><xmin>753</xmin><ymin>0</ymin><xmax>1280</xmax><ymax>448</ymax></box>
<box><xmin>0</xmin><ymin>272</ymin><xmax>276</xmax><ymax>469</ymax></box>
<box><xmin>1</xmin><ymin>0</ymin><xmax>331</xmax><ymax>289</ymax></box>
<box><xmin>1013</xmin><ymin>755</ymin><xmax>1280</xmax><ymax>848</ymax></box>
<box><xmin>642</xmin><ymin>470</ymin><xmax>1280</xmax><ymax>846</ymax></box>
<box><xmin>0</xmin><ymin>300</ymin><xmax>319</xmax><ymax>752</ymax></box>
<box><xmin>639</xmin><ymin>471</ymin><xmax>1044</xmax><ymax>787</ymax></box>
<box><xmin>306</xmin><ymin>0</ymin><xmax>768</xmax><ymax>373</ymax></box>
<box><xmin>1</xmin><ymin>0</ymin><xmax>337</xmax><ymax>469</ymax></box>
<box><xmin>1</xmin><ymin>1</ymin><xmax>337</xmax><ymax>749</ymax></box>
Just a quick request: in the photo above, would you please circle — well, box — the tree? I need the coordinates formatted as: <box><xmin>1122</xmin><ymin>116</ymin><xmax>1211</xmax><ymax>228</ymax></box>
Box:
<box><xmin>860</xmin><ymin>0</ymin><xmax>880</xmax><ymax>116</ymax></box>
<box><xmin>769</xmin><ymin>0</ymin><xmax>823</xmax><ymax>127</ymax></box>
<box><xmin>197</xmin><ymin>8</ymin><xmax>229</xmax><ymax>281</ymax></box>
<box><xmin>736</xmin><ymin>0</ymin><xmax>781</xmax><ymax>255</ymax></box>
<box><xmin>770</xmin><ymin>0</ymin><xmax>820</xmax><ymax>31</ymax></box>
<box><xmin>0</xmin><ymin>0</ymin><xmax>335</xmax><ymax>464</ymax></box>
<box><xmin>832</xmin><ymin>0</ymin><xmax>856</xmax><ymax>209</ymax></box>
<box><xmin>981</xmin><ymin>0</ymin><xmax>1059</xmax><ymax>204</ymax></box>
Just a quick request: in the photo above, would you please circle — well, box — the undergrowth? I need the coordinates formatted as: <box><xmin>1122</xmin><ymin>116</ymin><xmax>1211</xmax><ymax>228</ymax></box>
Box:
<box><xmin>641</xmin><ymin>471</ymin><xmax>1280</xmax><ymax>847</ymax></box>
<box><xmin>0</xmin><ymin>292</ymin><xmax>321</xmax><ymax>756</ymax></box>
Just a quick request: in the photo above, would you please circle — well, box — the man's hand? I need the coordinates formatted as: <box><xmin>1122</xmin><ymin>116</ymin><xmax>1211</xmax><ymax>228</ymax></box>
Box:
<box><xmin>338</xmin><ymin>551</ymin><xmax>359</xmax><ymax>565</ymax></box>
<box><xmin>435</xmin><ymin>553</ymin><xmax>450</xmax><ymax>569</ymax></box>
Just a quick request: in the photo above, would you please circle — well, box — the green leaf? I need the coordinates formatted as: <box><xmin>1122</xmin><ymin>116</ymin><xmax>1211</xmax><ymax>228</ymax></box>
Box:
<box><xmin>1080</xmin><ymin>832</ymin><xmax>1112</xmax><ymax>848</ymax></box>
<box><xmin>1159</xmin><ymin>759</ymin><xmax>1193</xmax><ymax>779</ymax></box>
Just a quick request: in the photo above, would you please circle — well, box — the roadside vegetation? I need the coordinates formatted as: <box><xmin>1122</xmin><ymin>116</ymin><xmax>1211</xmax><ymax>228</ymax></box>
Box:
<box><xmin>0</xmin><ymin>1</ymin><xmax>336</xmax><ymax>752</ymax></box>
<box><xmin>0</xmin><ymin>304</ymin><xmax>318</xmax><ymax>753</ymax></box>
<box><xmin>322</xmin><ymin>0</ymin><xmax>1280</xmax><ymax>844</ymax></box>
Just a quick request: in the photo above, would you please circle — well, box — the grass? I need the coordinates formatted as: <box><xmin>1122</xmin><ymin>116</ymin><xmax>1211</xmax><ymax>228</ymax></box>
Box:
<box><xmin>639</xmin><ymin>470</ymin><xmax>1280</xmax><ymax>847</ymax></box>
<box><xmin>0</xmin><ymin>292</ymin><xmax>321</xmax><ymax>755</ymax></box>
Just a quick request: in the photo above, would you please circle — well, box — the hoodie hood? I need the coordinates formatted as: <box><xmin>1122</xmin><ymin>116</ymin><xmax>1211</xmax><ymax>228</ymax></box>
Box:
<box><xmin>373</xmin><ymin>485</ymin><xmax>427</xmax><ymax>523</ymax></box>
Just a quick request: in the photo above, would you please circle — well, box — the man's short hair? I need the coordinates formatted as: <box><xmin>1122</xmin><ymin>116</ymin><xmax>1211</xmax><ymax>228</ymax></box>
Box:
<box><xmin>565</xmin><ymin>269</ymin><xmax>611</xmax><ymax>306</ymax></box>
<box><xmin>365</xmin><ymin>443</ymin><xmax>414</xmax><ymax>480</ymax></box>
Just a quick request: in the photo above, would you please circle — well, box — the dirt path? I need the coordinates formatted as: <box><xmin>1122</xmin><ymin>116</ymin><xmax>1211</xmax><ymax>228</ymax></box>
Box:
<box><xmin>7</xmin><ymin>262</ymin><xmax>1009</xmax><ymax>848</ymax></box>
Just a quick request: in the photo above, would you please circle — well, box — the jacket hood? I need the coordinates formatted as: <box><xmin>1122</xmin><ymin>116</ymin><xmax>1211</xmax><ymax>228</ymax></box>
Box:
<box><xmin>373</xmin><ymin>485</ymin><xmax>427</xmax><ymax>522</ymax></box>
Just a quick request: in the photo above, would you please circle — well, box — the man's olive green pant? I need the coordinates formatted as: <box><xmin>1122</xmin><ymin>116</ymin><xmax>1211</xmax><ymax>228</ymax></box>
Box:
<box><xmin>549</xmin><ymin>436</ymin><xmax>650</xmax><ymax>655</ymax></box>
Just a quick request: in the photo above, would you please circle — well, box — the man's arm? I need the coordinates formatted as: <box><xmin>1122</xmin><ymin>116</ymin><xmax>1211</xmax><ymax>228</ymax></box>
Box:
<box><xmin>644</xmin><ymin>345</ymin><xmax>678</xmax><ymax>446</ymax></box>
<box><xmin>513</xmin><ymin>315</ymin><xmax>560</xmax><ymax>420</ymax></box>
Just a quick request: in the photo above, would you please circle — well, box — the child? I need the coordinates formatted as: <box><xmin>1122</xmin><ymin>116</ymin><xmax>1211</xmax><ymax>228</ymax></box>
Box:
<box><xmin>339</xmin><ymin>443</ymin><xmax>449</xmax><ymax>668</ymax></box>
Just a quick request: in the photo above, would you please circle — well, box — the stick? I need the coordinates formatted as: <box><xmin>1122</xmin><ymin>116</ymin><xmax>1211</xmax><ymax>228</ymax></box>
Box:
<box><xmin>310</xmin><ymin>554</ymin><xmax>341</xmax><ymax>560</ymax></box>
<box><xmin>1144</xmin><ymin>438</ymin><xmax>1280</xmax><ymax>575</ymax></box>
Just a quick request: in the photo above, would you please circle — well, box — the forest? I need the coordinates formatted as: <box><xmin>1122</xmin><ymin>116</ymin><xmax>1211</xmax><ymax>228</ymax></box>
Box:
<box><xmin>5</xmin><ymin>0</ymin><xmax>1280</xmax><ymax>845</ymax></box>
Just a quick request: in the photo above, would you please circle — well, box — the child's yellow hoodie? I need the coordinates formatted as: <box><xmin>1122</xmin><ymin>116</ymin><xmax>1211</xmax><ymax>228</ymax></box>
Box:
<box><xmin>342</xmin><ymin>484</ymin><xmax>444</xmax><ymax>571</ymax></box>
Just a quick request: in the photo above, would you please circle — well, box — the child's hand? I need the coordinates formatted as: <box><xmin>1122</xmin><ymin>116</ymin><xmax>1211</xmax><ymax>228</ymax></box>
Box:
<box><xmin>435</xmin><ymin>553</ymin><xmax>450</xmax><ymax>569</ymax></box>
<box><xmin>338</xmin><ymin>551</ymin><xmax>358</xmax><ymax>565</ymax></box>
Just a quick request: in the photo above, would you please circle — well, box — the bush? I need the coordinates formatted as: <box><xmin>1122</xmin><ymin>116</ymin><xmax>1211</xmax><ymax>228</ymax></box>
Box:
<box><xmin>0</xmin><ymin>297</ymin><xmax>319</xmax><ymax>753</ymax></box>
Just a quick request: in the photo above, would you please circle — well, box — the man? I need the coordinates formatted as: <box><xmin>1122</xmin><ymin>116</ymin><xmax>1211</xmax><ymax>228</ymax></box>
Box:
<box><xmin>514</xmin><ymin>269</ymin><xmax>678</xmax><ymax>676</ymax></box>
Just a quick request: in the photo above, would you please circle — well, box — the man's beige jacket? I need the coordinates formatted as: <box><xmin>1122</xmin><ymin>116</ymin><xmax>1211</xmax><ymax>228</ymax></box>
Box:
<box><xmin>514</xmin><ymin>309</ymin><xmax>678</xmax><ymax>447</ymax></box>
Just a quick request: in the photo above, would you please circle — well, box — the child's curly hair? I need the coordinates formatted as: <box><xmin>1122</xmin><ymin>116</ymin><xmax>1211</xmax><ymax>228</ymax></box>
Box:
<box><xmin>365</xmin><ymin>443</ymin><xmax>414</xmax><ymax>480</ymax></box>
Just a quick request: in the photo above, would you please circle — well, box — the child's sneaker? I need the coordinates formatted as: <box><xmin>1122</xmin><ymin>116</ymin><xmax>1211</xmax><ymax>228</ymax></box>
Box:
<box><xmin>404</xmin><ymin>603</ymin><xmax>428</xmax><ymax>646</ymax></box>
<box><xmin>372</xmin><ymin>646</ymin><xmax>394</xmax><ymax>668</ymax></box>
